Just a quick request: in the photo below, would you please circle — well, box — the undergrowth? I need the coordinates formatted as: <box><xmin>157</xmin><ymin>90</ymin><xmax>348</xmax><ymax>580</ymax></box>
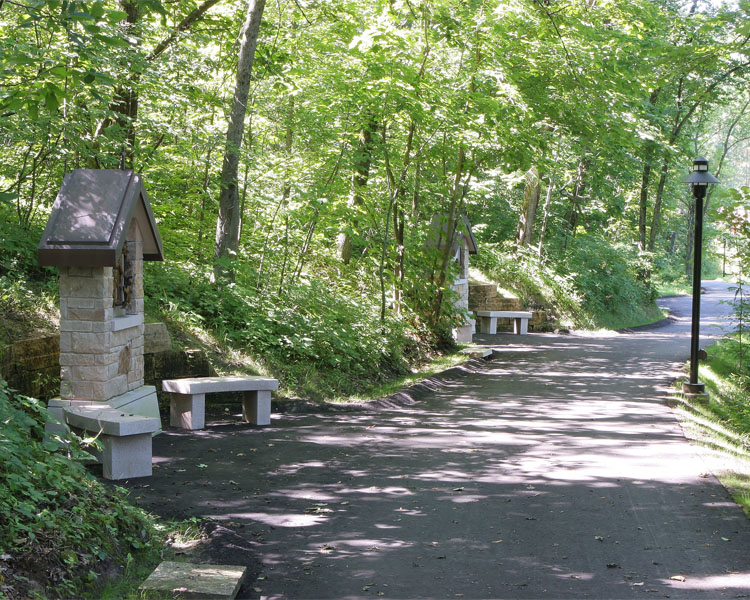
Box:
<box><xmin>0</xmin><ymin>381</ymin><xmax>164</xmax><ymax>598</ymax></box>
<box><xmin>471</xmin><ymin>236</ymin><xmax>660</xmax><ymax>330</ymax></box>
<box><xmin>145</xmin><ymin>261</ymin><xmax>443</xmax><ymax>401</ymax></box>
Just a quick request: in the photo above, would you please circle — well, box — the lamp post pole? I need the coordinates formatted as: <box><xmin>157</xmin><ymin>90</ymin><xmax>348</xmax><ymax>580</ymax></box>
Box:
<box><xmin>687</xmin><ymin>189</ymin><xmax>705</xmax><ymax>391</ymax></box>
<box><xmin>682</xmin><ymin>157</ymin><xmax>719</xmax><ymax>396</ymax></box>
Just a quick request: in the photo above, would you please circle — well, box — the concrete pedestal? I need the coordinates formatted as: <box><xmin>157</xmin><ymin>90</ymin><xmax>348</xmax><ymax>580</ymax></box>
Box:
<box><xmin>170</xmin><ymin>392</ymin><xmax>205</xmax><ymax>430</ymax></box>
<box><xmin>242</xmin><ymin>390</ymin><xmax>271</xmax><ymax>426</ymax></box>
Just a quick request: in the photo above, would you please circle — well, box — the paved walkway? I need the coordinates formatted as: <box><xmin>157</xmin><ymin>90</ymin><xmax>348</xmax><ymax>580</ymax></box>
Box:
<box><xmin>125</xmin><ymin>281</ymin><xmax>750</xmax><ymax>599</ymax></box>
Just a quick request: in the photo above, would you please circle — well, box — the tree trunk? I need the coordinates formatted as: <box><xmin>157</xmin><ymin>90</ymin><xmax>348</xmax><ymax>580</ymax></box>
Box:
<box><xmin>647</xmin><ymin>155</ymin><xmax>670</xmax><ymax>251</ymax></box>
<box><xmin>337</xmin><ymin>117</ymin><xmax>377</xmax><ymax>264</ymax></box>
<box><xmin>102</xmin><ymin>0</ymin><xmax>221</xmax><ymax>168</ymax></box>
<box><xmin>637</xmin><ymin>89</ymin><xmax>660</xmax><ymax>251</ymax></box>
<box><xmin>213</xmin><ymin>0</ymin><xmax>266</xmax><ymax>282</ymax></box>
<box><xmin>638</xmin><ymin>143</ymin><xmax>654</xmax><ymax>251</ymax></box>
<box><xmin>516</xmin><ymin>165</ymin><xmax>541</xmax><ymax>247</ymax></box>
<box><xmin>563</xmin><ymin>157</ymin><xmax>587</xmax><ymax>250</ymax></box>
<box><xmin>537</xmin><ymin>175</ymin><xmax>553</xmax><ymax>257</ymax></box>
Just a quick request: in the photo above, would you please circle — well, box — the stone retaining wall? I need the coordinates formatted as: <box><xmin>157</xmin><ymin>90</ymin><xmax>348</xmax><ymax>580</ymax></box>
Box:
<box><xmin>468</xmin><ymin>283</ymin><xmax>552</xmax><ymax>332</ymax></box>
<box><xmin>0</xmin><ymin>324</ymin><xmax>211</xmax><ymax>400</ymax></box>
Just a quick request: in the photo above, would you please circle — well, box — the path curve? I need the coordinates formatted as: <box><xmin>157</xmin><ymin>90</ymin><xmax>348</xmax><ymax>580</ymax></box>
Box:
<box><xmin>124</xmin><ymin>280</ymin><xmax>750</xmax><ymax>599</ymax></box>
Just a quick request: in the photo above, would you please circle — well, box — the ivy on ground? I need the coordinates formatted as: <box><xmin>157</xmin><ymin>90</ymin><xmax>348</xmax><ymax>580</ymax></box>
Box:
<box><xmin>0</xmin><ymin>381</ymin><xmax>161</xmax><ymax>598</ymax></box>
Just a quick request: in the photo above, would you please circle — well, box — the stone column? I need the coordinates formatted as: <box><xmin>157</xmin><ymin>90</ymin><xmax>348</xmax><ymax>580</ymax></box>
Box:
<box><xmin>58</xmin><ymin>266</ymin><xmax>117</xmax><ymax>402</ymax></box>
<box><xmin>58</xmin><ymin>221</ymin><xmax>146</xmax><ymax>402</ymax></box>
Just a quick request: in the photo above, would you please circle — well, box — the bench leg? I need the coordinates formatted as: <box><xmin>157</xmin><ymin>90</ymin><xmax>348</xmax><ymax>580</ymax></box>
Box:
<box><xmin>101</xmin><ymin>433</ymin><xmax>153</xmax><ymax>480</ymax></box>
<box><xmin>170</xmin><ymin>393</ymin><xmax>205</xmax><ymax>430</ymax></box>
<box><xmin>512</xmin><ymin>318</ymin><xmax>529</xmax><ymax>335</ymax></box>
<box><xmin>478</xmin><ymin>316</ymin><xmax>497</xmax><ymax>335</ymax></box>
<box><xmin>242</xmin><ymin>390</ymin><xmax>271</xmax><ymax>426</ymax></box>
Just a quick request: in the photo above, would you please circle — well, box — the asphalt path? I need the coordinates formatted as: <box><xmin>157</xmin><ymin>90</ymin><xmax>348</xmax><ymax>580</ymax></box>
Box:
<box><xmin>123</xmin><ymin>280</ymin><xmax>750</xmax><ymax>599</ymax></box>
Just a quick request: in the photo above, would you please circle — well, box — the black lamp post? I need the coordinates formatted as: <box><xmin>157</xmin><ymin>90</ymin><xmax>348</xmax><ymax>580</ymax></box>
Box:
<box><xmin>682</xmin><ymin>156</ymin><xmax>719</xmax><ymax>395</ymax></box>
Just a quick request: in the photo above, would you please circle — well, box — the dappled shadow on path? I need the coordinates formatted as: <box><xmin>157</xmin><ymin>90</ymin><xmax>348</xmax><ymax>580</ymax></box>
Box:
<box><xmin>121</xmin><ymin>327</ymin><xmax>750</xmax><ymax>598</ymax></box>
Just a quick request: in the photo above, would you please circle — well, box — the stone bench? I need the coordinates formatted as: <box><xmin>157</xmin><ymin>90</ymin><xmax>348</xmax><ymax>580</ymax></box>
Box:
<box><xmin>475</xmin><ymin>310</ymin><xmax>533</xmax><ymax>335</ymax></box>
<box><xmin>162</xmin><ymin>375</ymin><xmax>279</xmax><ymax>430</ymax></box>
<box><xmin>63</xmin><ymin>405</ymin><xmax>160</xmax><ymax>480</ymax></box>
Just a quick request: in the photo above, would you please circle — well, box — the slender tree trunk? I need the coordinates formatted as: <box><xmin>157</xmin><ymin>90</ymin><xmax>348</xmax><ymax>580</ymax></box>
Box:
<box><xmin>638</xmin><ymin>143</ymin><xmax>654</xmax><ymax>251</ymax></box>
<box><xmin>213</xmin><ymin>0</ymin><xmax>266</xmax><ymax>281</ymax></box>
<box><xmin>537</xmin><ymin>175</ymin><xmax>553</xmax><ymax>257</ymax></box>
<box><xmin>516</xmin><ymin>165</ymin><xmax>541</xmax><ymax>247</ymax></box>
<box><xmin>563</xmin><ymin>157</ymin><xmax>587</xmax><ymax>250</ymax></box>
<box><xmin>647</xmin><ymin>155</ymin><xmax>670</xmax><ymax>251</ymax></box>
<box><xmin>637</xmin><ymin>89</ymin><xmax>660</xmax><ymax>251</ymax></box>
<box><xmin>337</xmin><ymin>117</ymin><xmax>377</xmax><ymax>264</ymax></box>
<box><xmin>197</xmin><ymin>143</ymin><xmax>213</xmax><ymax>245</ymax></box>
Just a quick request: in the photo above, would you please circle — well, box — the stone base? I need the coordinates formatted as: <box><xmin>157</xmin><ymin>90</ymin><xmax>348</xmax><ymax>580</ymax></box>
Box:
<box><xmin>682</xmin><ymin>381</ymin><xmax>706</xmax><ymax>395</ymax></box>
<box><xmin>453</xmin><ymin>324</ymin><xmax>474</xmax><ymax>343</ymax></box>
<box><xmin>46</xmin><ymin>385</ymin><xmax>161</xmax><ymax>439</ymax></box>
<box><xmin>108</xmin><ymin>385</ymin><xmax>161</xmax><ymax>432</ymax></box>
<box><xmin>139</xmin><ymin>561</ymin><xmax>247</xmax><ymax>599</ymax></box>
<box><xmin>46</xmin><ymin>398</ymin><xmax>99</xmax><ymax>439</ymax></box>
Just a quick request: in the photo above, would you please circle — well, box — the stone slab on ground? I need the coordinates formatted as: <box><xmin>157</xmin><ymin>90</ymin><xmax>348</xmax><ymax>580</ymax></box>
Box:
<box><xmin>139</xmin><ymin>561</ymin><xmax>247</xmax><ymax>599</ymax></box>
<box><xmin>459</xmin><ymin>346</ymin><xmax>492</xmax><ymax>358</ymax></box>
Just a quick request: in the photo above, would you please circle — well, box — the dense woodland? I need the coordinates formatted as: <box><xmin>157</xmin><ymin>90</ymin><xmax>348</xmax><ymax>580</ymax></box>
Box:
<box><xmin>4</xmin><ymin>1</ymin><xmax>750</xmax><ymax>596</ymax></box>
<box><xmin>2</xmin><ymin>0</ymin><xmax>750</xmax><ymax>396</ymax></box>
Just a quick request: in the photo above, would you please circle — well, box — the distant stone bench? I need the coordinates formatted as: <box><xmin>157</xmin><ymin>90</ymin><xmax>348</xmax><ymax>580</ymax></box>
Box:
<box><xmin>63</xmin><ymin>405</ymin><xmax>160</xmax><ymax>480</ymax></box>
<box><xmin>162</xmin><ymin>375</ymin><xmax>279</xmax><ymax>430</ymax></box>
<box><xmin>475</xmin><ymin>310</ymin><xmax>533</xmax><ymax>335</ymax></box>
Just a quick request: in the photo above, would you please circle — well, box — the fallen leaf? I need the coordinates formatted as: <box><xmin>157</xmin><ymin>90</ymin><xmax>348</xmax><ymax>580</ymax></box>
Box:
<box><xmin>721</xmin><ymin>537</ymin><xmax>731</xmax><ymax>542</ymax></box>
<box><xmin>670</xmin><ymin>575</ymin><xmax>686</xmax><ymax>582</ymax></box>
<box><xmin>197</xmin><ymin>464</ymin><xmax>207</xmax><ymax>469</ymax></box>
<box><xmin>236</xmin><ymin>452</ymin><xmax>246</xmax><ymax>457</ymax></box>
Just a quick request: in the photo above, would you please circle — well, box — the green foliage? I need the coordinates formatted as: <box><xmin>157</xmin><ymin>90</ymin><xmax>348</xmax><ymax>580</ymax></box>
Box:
<box><xmin>473</xmin><ymin>236</ymin><xmax>659</xmax><ymax>330</ymax></box>
<box><xmin>0</xmin><ymin>381</ymin><xmax>161</xmax><ymax>597</ymax></box>
<box><xmin>145</xmin><ymin>261</ymin><xmax>432</xmax><ymax>398</ymax></box>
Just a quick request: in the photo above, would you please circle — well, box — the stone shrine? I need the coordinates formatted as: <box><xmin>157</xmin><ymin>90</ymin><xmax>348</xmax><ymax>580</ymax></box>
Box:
<box><xmin>39</xmin><ymin>170</ymin><xmax>164</xmax><ymax>476</ymax></box>
<box><xmin>428</xmin><ymin>214</ymin><xmax>478</xmax><ymax>343</ymax></box>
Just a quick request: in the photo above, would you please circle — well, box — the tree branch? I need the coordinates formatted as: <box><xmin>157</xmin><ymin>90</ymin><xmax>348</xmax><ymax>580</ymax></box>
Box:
<box><xmin>147</xmin><ymin>0</ymin><xmax>221</xmax><ymax>62</ymax></box>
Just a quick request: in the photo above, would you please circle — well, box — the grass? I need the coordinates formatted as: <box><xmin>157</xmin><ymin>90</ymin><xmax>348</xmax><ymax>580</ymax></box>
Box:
<box><xmin>671</xmin><ymin>334</ymin><xmax>750</xmax><ymax>516</ymax></box>
<box><xmin>656</xmin><ymin>281</ymin><xmax>692</xmax><ymax>297</ymax></box>
<box><xmin>593</xmin><ymin>302</ymin><xmax>667</xmax><ymax>331</ymax></box>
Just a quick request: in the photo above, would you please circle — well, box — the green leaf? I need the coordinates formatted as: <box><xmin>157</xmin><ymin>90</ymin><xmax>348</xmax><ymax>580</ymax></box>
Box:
<box><xmin>105</xmin><ymin>9</ymin><xmax>129</xmax><ymax>23</ymax></box>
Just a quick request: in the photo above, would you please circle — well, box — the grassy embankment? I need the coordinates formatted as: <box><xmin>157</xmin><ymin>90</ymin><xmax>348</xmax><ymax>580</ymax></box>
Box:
<box><xmin>672</xmin><ymin>333</ymin><xmax>750</xmax><ymax>515</ymax></box>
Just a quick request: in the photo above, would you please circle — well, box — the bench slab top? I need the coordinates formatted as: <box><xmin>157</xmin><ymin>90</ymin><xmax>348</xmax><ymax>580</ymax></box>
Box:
<box><xmin>64</xmin><ymin>405</ymin><xmax>160</xmax><ymax>436</ymax></box>
<box><xmin>475</xmin><ymin>310</ymin><xmax>532</xmax><ymax>318</ymax></box>
<box><xmin>162</xmin><ymin>375</ymin><xmax>279</xmax><ymax>395</ymax></box>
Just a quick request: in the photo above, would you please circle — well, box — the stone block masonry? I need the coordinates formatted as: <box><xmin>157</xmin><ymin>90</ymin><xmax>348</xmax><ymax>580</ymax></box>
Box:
<box><xmin>58</xmin><ymin>222</ymin><xmax>146</xmax><ymax>403</ymax></box>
